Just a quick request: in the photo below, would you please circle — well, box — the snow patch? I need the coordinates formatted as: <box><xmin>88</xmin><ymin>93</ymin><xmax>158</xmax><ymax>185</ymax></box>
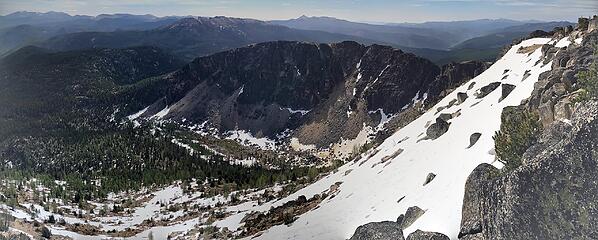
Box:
<box><xmin>281</xmin><ymin>107</ymin><xmax>311</xmax><ymax>116</ymax></box>
<box><xmin>555</xmin><ymin>37</ymin><xmax>571</xmax><ymax>48</ymax></box>
<box><xmin>330</xmin><ymin>124</ymin><xmax>373</xmax><ymax>159</ymax></box>
<box><xmin>127</xmin><ymin>106</ymin><xmax>149</xmax><ymax>120</ymax></box>
<box><xmin>151</xmin><ymin>105</ymin><xmax>171</xmax><ymax>119</ymax></box>
<box><xmin>290</xmin><ymin>138</ymin><xmax>317</xmax><ymax>151</ymax></box>
<box><xmin>225</xmin><ymin>130</ymin><xmax>276</xmax><ymax>150</ymax></box>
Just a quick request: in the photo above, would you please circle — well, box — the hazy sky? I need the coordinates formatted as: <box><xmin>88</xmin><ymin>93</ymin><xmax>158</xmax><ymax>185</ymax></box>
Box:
<box><xmin>0</xmin><ymin>0</ymin><xmax>596</xmax><ymax>23</ymax></box>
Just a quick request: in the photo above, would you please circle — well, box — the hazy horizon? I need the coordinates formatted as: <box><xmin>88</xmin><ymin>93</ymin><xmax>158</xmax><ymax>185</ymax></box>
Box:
<box><xmin>0</xmin><ymin>0</ymin><xmax>596</xmax><ymax>24</ymax></box>
<box><xmin>0</xmin><ymin>10</ymin><xmax>579</xmax><ymax>25</ymax></box>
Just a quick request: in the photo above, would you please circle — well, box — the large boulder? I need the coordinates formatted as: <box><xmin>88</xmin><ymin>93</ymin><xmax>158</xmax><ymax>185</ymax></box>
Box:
<box><xmin>458</xmin><ymin>164</ymin><xmax>499</xmax><ymax>239</ymax></box>
<box><xmin>350</xmin><ymin>221</ymin><xmax>405</xmax><ymax>240</ymax></box>
<box><xmin>498</xmin><ymin>84</ymin><xmax>516</xmax><ymax>102</ymax></box>
<box><xmin>406</xmin><ymin>230</ymin><xmax>450</xmax><ymax>240</ymax></box>
<box><xmin>398</xmin><ymin>206</ymin><xmax>426</xmax><ymax>230</ymax></box>
<box><xmin>475</xmin><ymin>82</ymin><xmax>501</xmax><ymax>99</ymax></box>
<box><xmin>457</xmin><ymin>92</ymin><xmax>468</xmax><ymax>104</ymax></box>
<box><xmin>426</xmin><ymin>117</ymin><xmax>450</xmax><ymax>140</ymax></box>
<box><xmin>538</xmin><ymin>102</ymin><xmax>555</xmax><ymax>128</ymax></box>
<box><xmin>553</xmin><ymin>98</ymin><xmax>573</xmax><ymax>121</ymax></box>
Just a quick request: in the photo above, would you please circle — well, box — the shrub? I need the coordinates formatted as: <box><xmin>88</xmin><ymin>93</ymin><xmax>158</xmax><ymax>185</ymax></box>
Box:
<box><xmin>494</xmin><ymin>107</ymin><xmax>541</xmax><ymax>171</ymax></box>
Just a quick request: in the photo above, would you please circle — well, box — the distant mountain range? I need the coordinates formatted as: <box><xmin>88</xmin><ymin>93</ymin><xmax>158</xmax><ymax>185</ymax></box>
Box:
<box><xmin>40</xmin><ymin>17</ymin><xmax>381</xmax><ymax>61</ymax></box>
<box><xmin>271</xmin><ymin>16</ymin><xmax>572</xmax><ymax>50</ymax></box>
<box><xmin>0</xmin><ymin>11</ymin><xmax>574</xmax><ymax>64</ymax></box>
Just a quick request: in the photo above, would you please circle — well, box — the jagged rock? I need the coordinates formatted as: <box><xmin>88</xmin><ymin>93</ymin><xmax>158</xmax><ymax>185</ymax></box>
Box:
<box><xmin>451</xmin><ymin>109</ymin><xmax>462</xmax><ymax>119</ymax></box>
<box><xmin>458</xmin><ymin>164</ymin><xmax>499</xmax><ymax>239</ymax></box>
<box><xmin>425</xmin><ymin>61</ymin><xmax>489</xmax><ymax>105</ymax></box>
<box><xmin>561</xmin><ymin>69</ymin><xmax>576</xmax><ymax>86</ymax></box>
<box><xmin>459</xmin><ymin>101</ymin><xmax>598</xmax><ymax>239</ymax></box>
<box><xmin>350</xmin><ymin>221</ymin><xmax>405</xmax><ymax>240</ymax></box>
<box><xmin>457</xmin><ymin>92</ymin><xmax>468</xmax><ymax>104</ymax></box>
<box><xmin>241</xmin><ymin>194</ymin><xmax>324</xmax><ymax>237</ymax></box>
<box><xmin>578</xmin><ymin>17</ymin><xmax>589</xmax><ymax>31</ymax></box>
<box><xmin>541</xmin><ymin>83</ymin><xmax>567</xmax><ymax>103</ymax></box>
<box><xmin>406</xmin><ymin>230</ymin><xmax>450</xmax><ymax>240</ymax></box>
<box><xmin>589</xmin><ymin>15</ymin><xmax>598</xmax><ymax>32</ymax></box>
<box><xmin>467</xmin><ymin>133</ymin><xmax>482</xmax><ymax>148</ymax></box>
<box><xmin>398</xmin><ymin>206</ymin><xmax>426</xmax><ymax>230</ymax></box>
<box><xmin>423</xmin><ymin>173</ymin><xmax>436</xmax><ymax>186</ymax></box>
<box><xmin>426</xmin><ymin>118</ymin><xmax>450</xmax><ymax>140</ymax></box>
<box><xmin>498</xmin><ymin>83</ymin><xmax>516</xmax><ymax>102</ymax></box>
<box><xmin>522</xmin><ymin>70</ymin><xmax>532</xmax><ymax>81</ymax></box>
<box><xmin>528</xmin><ymin>30</ymin><xmax>552</xmax><ymax>38</ymax></box>
<box><xmin>538</xmin><ymin>102</ymin><xmax>555</xmax><ymax>128</ymax></box>
<box><xmin>475</xmin><ymin>82</ymin><xmax>501</xmax><ymax>99</ymax></box>
<box><xmin>554</xmin><ymin>98</ymin><xmax>573</xmax><ymax>121</ymax></box>
<box><xmin>438</xmin><ymin>113</ymin><xmax>453</xmax><ymax>122</ymax></box>
<box><xmin>467</xmin><ymin>82</ymin><xmax>476</xmax><ymax>90</ymax></box>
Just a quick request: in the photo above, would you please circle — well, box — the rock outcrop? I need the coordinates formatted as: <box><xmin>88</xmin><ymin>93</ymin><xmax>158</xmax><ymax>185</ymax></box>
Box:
<box><xmin>350</xmin><ymin>206</ymin><xmax>429</xmax><ymax>240</ymax></box>
<box><xmin>426</xmin><ymin>117</ymin><xmax>450</xmax><ymax>140</ymax></box>
<box><xmin>498</xmin><ymin>83</ymin><xmax>516</xmax><ymax>102</ymax></box>
<box><xmin>425</xmin><ymin>61</ymin><xmax>490</xmax><ymax>106</ymax></box>
<box><xmin>459</xmin><ymin>101</ymin><xmax>598</xmax><ymax>239</ymax></box>
<box><xmin>350</xmin><ymin>221</ymin><xmax>405</xmax><ymax>240</ymax></box>
<box><xmin>459</xmin><ymin>28</ymin><xmax>598</xmax><ymax>240</ymax></box>
<box><xmin>133</xmin><ymin>41</ymin><xmax>441</xmax><ymax>148</ymax></box>
<box><xmin>527</xmin><ymin>31</ymin><xmax>597</xmax><ymax>127</ymax></box>
<box><xmin>475</xmin><ymin>82</ymin><xmax>501</xmax><ymax>99</ymax></box>
<box><xmin>398</xmin><ymin>206</ymin><xmax>426</xmax><ymax>230</ymax></box>
<box><xmin>406</xmin><ymin>230</ymin><xmax>450</xmax><ymax>240</ymax></box>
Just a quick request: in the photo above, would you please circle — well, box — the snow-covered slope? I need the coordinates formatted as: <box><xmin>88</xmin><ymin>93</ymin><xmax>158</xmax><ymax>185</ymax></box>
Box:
<box><xmin>215</xmin><ymin>37</ymin><xmax>564</xmax><ymax>240</ymax></box>
<box><xmin>1</xmin><ymin>37</ymin><xmax>571</xmax><ymax>240</ymax></box>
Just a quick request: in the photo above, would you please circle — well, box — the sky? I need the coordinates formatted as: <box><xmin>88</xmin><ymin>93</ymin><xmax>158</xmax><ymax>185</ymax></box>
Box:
<box><xmin>0</xmin><ymin>0</ymin><xmax>596</xmax><ymax>23</ymax></box>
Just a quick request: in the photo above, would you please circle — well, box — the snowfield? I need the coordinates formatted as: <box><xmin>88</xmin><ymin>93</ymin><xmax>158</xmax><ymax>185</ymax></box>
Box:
<box><xmin>233</xmin><ymin>37</ymin><xmax>561</xmax><ymax>240</ymax></box>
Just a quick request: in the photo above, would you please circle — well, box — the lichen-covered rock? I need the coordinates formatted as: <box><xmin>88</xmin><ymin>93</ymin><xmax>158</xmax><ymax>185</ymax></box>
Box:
<box><xmin>538</xmin><ymin>102</ymin><xmax>555</xmax><ymax>128</ymax></box>
<box><xmin>426</xmin><ymin>117</ymin><xmax>450</xmax><ymax>140</ymax></box>
<box><xmin>406</xmin><ymin>230</ymin><xmax>450</xmax><ymax>240</ymax></box>
<box><xmin>475</xmin><ymin>82</ymin><xmax>501</xmax><ymax>99</ymax></box>
<box><xmin>457</xmin><ymin>92</ymin><xmax>468</xmax><ymax>104</ymax></box>
<box><xmin>399</xmin><ymin>206</ymin><xmax>426</xmax><ymax>230</ymax></box>
<box><xmin>438</xmin><ymin>113</ymin><xmax>453</xmax><ymax>122</ymax></box>
<box><xmin>498</xmin><ymin>83</ymin><xmax>516</xmax><ymax>102</ymax></box>
<box><xmin>553</xmin><ymin>98</ymin><xmax>572</xmax><ymax>121</ymax></box>
<box><xmin>459</xmin><ymin>101</ymin><xmax>598</xmax><ymax>240</ymax></box>
<box><xmin>350</xmin><ymin>221</ymin><xmax>405</xmax><ymax>240</ymax></box>
<box><xmin>458</xmin><ymin>164</ymin><xmax>499</xmax><ymax>239</ymax></box>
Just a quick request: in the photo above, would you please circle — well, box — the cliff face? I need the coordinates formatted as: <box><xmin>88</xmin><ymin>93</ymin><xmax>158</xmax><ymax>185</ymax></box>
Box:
<box><xmin>131</xmin><ymin>41</ymin><xmax>490</xmax><ymax>152</ymax></box>
<box><xmin>458</xmin><ymin>24</ymin><xmax>598</xmax><ymax>240</ymax></box>
<box><xmin>129</xmin><ymin>41</ymin><xmax>487</xmax><ymax>152</ymax></box>
<box><xmin>425</xmin><ymin>61</ymin><xmax>491</xmax><ymax>106</ymax></box>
